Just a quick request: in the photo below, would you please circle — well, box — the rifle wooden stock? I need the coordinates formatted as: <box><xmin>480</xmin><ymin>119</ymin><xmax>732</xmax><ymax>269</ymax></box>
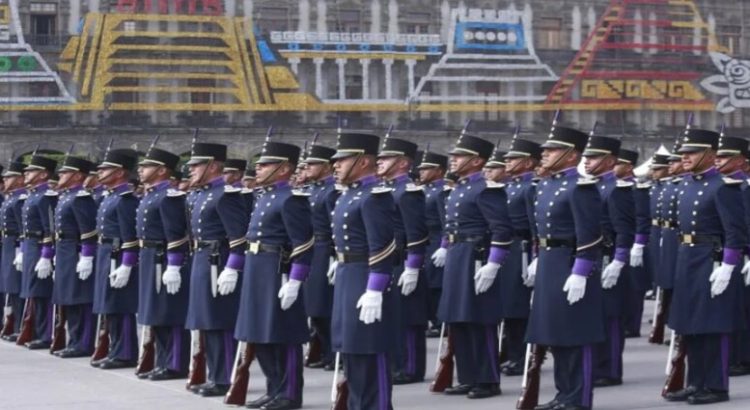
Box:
<box><xmin>91</xmin><ymin>316</ymin><xmax>110</xmax><ymax>362</ymax></box>
<box><xmin>429</xmin><ymin>331</ymin><xmax>454</xmax><ymax>392</ymax></box>
<box><xmin>662</xmin><ymin>337</ymin><xmax>686</xmax><ymax>397</ymax></box>
<box><xmin>516</xmin><ymin>345</ymin><xmax>547</xmax><ymax>410</ymax></box>
<box><xmin>305</xmin><ymin>333</ymin><xmax>322</xmax><ymax>366</ymax></box>
<box><xmin>332</xmin><ymin>379</ymin><xmax>349</xmax><ymax>410</ymax></box>
<box><xmin>135</xmin><ymin>327</ymin><xmax>155</xmax><ymax>376</ymax></box>
<box><xmin>50</xmin><ymin>305</ymin><xmax>66</xmax><ymax>353</ymax></box>
<box><xmin>224</xmin><ymin>342</ymin><xmax>256</xmax><ymax>405</ymax></box>
<box><xmin>649</xmin><ymin>292</ymin><xmax>666</xmax><ymax>345</ymax></box>
<box><xmin>186</xmin><ymin>330</ymin><xmax>206</xmax><ymax>390</ymax></box>
<box><xmin>16</xmin><ymin>298</ymin><xmax>34</xmax><ymax>345</ymax></box>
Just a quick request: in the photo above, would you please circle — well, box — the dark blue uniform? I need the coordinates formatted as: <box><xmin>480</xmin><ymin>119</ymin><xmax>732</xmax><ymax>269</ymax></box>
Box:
<box><xmin>438</xmin><ymin>172</ymin><xmax>512</xmax><ymax>388</ymax></box>
<box><xmin>136</xmin><ymin>180</ymin><xmax>190</xmax><ymax>375</ymax></box>
<box><xmin>385</xmin><ymin>174</ymin><xmax>429</xmax><ymax>381</ymax></box>
<box><xmin>624</xmin><ymin>179</ymin><xmax>652</xmax><ymax>336</ymax></box>
<box><xmin>499</xmin><ymin>171</ymin><xmax>536</xmax><ymax>370</ymax></box>
<box><xmin>726</xmin><ymin>170</ymin><xmax>750</xmax><ymax>370</ymax></box>
<box><xmin>331</xmin><ymin>175</ymin><xmax>396</xmax><ymax>410</ymax></box>
<box><xmin>423</xmin><ymin>180</ymin><xmax>447</xmax><ymax>331</ymax></box>
<box><xmin>52</xmin><ymin>185</ymin><xmax>98</xmax><ymax>353</ymax></box>
<box><xmin>1</xmin><ymin>188</ymin><xmax>26</xmax><ymax>336</ymax></box>
<box><xmin>303</xmin><ymin>175</ymin><xmax>339</xmax><ymax>366</ymax></box>
<box><xmin>526</xmin><ymin>168</ymin><xmax>604</xmax><ymax>408</ymax></box>
<box><xmin>648</xmin><ymin>179</ymin><xmax>666</xmax><ymax>288</ymax></box>
<box><xmin>186</xmin><ymin>177</ymin><xmax>248</xmax><ymax>388</ymax></box>
<box><xmin>94</xmin><ymin>183</ymin><xmax>139</xmax><ymax>362</ymax></box>
<box><xmin>20</xmin><ymin>183</ymin><xmax>57</xmax><ymax>344</ymax></box>
<box><xmin>235</xmin><ymin>180</ymin><xmax>313</xmax><ymax>402</ymax></box>
<box><xmin>668</xmin><ymin>167</ymin><xmax>747</xmax><ymax>394</ymax></box>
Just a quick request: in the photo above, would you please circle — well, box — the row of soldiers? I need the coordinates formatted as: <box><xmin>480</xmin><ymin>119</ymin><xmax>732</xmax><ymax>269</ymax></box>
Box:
<box><xmin>0</xmin><ymin>116</ymin><xmax>747</xmax><ymax>410</ymax></box>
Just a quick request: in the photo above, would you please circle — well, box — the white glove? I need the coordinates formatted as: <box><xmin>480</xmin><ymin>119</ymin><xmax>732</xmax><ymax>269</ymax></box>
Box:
<box><xmin>397</xmin><ymin>267</ymin><xmax>419</xmax><ymax>296</ymax></box>
<box><xmin>76</xmin><ymin>255</ymin><xmax>94</xmax><ymax>280</ymax></box>
<box><xmin>278</xmin><ymin>278</ymin><xmax>302</xmax><ymax>310</ymax></box>
<box><xmin>474</xmin><ymin>261</ymin><xmax>501</xmax><ymax>294</ymax></box>
<box><xmin>109</xmin><ymin>265</ymin><xmax>132</xmax><ymax>288</ymax></box>
<box><xmin>356</xmin><ymin>290</ymin><xmax>383</xmax><ymax>324</ymax></box>
<box><xmin>563</xmin><ymin>273</ymin><xmax>587</xmax><ymax>305</ymax></box>
<box><xmin>709</xmin><ymin>263</ymin><xmax>735</xmax><ymax>297</ymax></box>
<box><xmin>601</xmin><ymin>260</ymin><xmax>626</xmax><ymax>289</ymax></box>
<box><xmin>431</xmin><ymin>247</ymin><xmax>447</xmax><ymax>268</ymax></box>
<box><xmin>742</xmin><ymin>258</ymin><xmax>750</xmax><ymax>286</ymax></box>
<box><xmin>630</xmin><ymin>243</ymin><xmax>645</xmax><ymax>267</ymax></box>
<box><xmin>327</xmin><ymin>259</ymin><xmax>338</xmax><ymax>285</ymax></box>
<box><xmin>35</xmin><ymin>257</ymin><xmax>52</xmax><ymax>279</ymax></box>
<box><xmin>13</xmin><ymin>249</ymin><xmax>22</xmax><ymax>272</ymax></box>
<box><xmin>217</xmin><ymin>267</ymin><xmax>239</xmax><ymax>295</ymax></box>
<box><xmin>523</xmin><ymin>257</ymin><xmax>538</xmax><ymax>287</ymax></box>
<box><xmin>162</xmin><ymin>265</ymin><xmax>182</xmax><ymax>294</ymax></box>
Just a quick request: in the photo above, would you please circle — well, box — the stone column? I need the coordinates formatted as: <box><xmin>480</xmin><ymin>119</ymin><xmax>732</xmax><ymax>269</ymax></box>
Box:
<box><xmin>383</xmin><ymin>58</ymin><xmax>394</xmax><ymax>100</ymax></box>
<box><xmin>360</xmin><ymin>59</ymin><xmax>371</xmax><ymax>100</ymax></box>
<box><xmin>314</xmin><ymin>57</ymin><xmax>324</xmax><ymax>98</ymax></box>
<box><xmin>336</xmin><ymin>58</ymin><xmax>347</xmax><ymax>100</ymax></box>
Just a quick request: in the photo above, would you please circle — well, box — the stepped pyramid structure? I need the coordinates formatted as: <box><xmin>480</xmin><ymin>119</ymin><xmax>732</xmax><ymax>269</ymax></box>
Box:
<box><xmin>410</xmin><ymin>7</ymin><xmax>558</xmax><ymax>105</ymax></box>
<box><xmin>0</xmin><ymin>0</ymin><xmax>74</xmax><ymax>105</ymax></box>
<box><xmin>546</xmin><ymin>0</ymin><xmax>724</xmax><ymax>110</ymax></box>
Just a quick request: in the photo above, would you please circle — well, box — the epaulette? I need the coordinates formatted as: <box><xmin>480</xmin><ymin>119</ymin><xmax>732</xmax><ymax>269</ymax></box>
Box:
<box><xmin>405</xmin><ymin>183</ymin><xmax>423</xmax><ymax>192</ymax></box>
<box><xmin>616</xmin><ymin>180</ymin><xmax>634</xmax><ymax>188</ymax></box>
<box><xmin>577</xmin><ymin>177</ymin><xmax>598</xmax><ymax>186</ymax></box>
<box><xmin>224</xmin><ymin>185</ymin><xmax>241</xmax><ymax>194</ymax></box>
<box><xmin>659</xmin><ymin>177</ymin><xmax>673</xmax><ymax>182</ymax></box>
<box><xmin>76</xmin><ymin>190</ymin><xmax>92</xmax><ymax>197</ymax></box>
<box><xmin>723</xmin><ymin>177</ymin><xmax>743</xmax><ymax>186</ymax></box>
<box><xmin>240</xmin><ymin>188</ymin><xmax>253</xmax><ymax>194</ymax></box>
<box><xmin>166</xmin><ymin>188</ymin><xmax>186</xmax><ymax>197</ymax></box>
<box><xmin>292</xmin><ymin>189</ymin><xmax>311</xmax><ymax>197</ymax></box>
<box><xmin>119</xmin><ymin>190</ymin><xmax>134</xmax><ymax>197</ymax></box>
<box><xmin>672</xmin><ymin>177</ymin><xmax>683</xmax><ymax>183</ymax></box>
<box><xmin>371</xmin><ymin>186</ymin><xmax>393</xmax><ymax>194</ymax></box>
<box><xmin>636</xmin><ymin>182</ymin><xmax>652</xmax><ymax>189</ymax></box>
<box><xmin>44</xmin><ymin>190</ymin><xmax>58</xmax><ymax>197</ymax></box>
<box><xmin>18</xmin><ymin>194</ymin><xmax>28</xmax><ymax>200</ymax></box>
<box><xmin>443</xmin><ymin>185</ymin><xmax>453</xmax><ymax>191</ymax></box>
<box><xmin>335</xmin><ymin>184</ymin><xmax>347</xmax><ymax>192</ymax></box>
<box><xmin>485</xmin><ymin>181</ymin><xmax>506</xmax><ymax>189</ymax></box>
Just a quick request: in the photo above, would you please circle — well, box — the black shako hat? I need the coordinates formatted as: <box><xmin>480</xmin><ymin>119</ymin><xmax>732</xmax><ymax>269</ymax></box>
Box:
<box><xmin>485</xmin><ymin>150</ymin><xmax>507</xmax><ymax>169</ymax></box>
<box><xmin>650</xmin><ymin>154</ymin><xmax>670</xmax><ymax>168</ymax></box>
<box><xmin>24</xmin><ymin>155</ymin><xmax>58</xmax><ymax>174</ymax></box>
<box><xmin>98</xmin><ymin>149</ymin><xmax>138</xmax><ymax>170</ymax></box>
<box><xmin>332</xmin><ymin>133</ymin><xmax>380</xmax><ymax>160</ymax></box>
<box><xmin>139</xmin><ymin>147</ymin><xmax>180</xmax><ymax>171</ymax></box>
<box><xmin>256</xmin><ymin>142</ymin><xmax>301</xmax><ymax>165</ymax></box>
<box><xmin>59</xmin><ymin>156</ymin><xmax>96</xmax><ymax>174</ymax></box>
<box><xmin>417</xmin><ymin>151</ymin><xmax>448</xmax><ymax>170</ymax></box>
<box><xmin>224</xmin><ymin>159</ymin><xmax>248</xmax><ymax>172</ymax></box>
<box><xmin>378</xmin><ymin>137</ymin><xmax>419</xmax><ymax>160</ymax></box>
<box><xmin>449</xmin><ymin>134</ymin><xmax>494</xmax><ymax>160</ymax></box>
<box><xmin>583</xmin><ymin>135</ymin><xmax>621</xmax><ymax>157</ymax></box>
<box><xmin>303</xmin><ymin>145</ymin><xmax>337</xmax><ymax>164</ymax></box>
<box><xmin>717</xmin><ymin>135</ymin><xmax>749</xmax><ymax>158</ymax></box>
<box><xmin>505</xmin><ymin>138</ymin><xmax>542</xmax><ymax>160</ymax></box>
<box><xmin>618</xmin><ymin>148</ymin><xmax>639</xmax><ymax>165</ymax></box>
<box><xmin>187</xmin><ymin>143</ymin><xmax>228</xmax><ymax>165</ymax></box>
<box><xmin>676</xmin><ymin>129</ymin><xmax>719</xmax><ymax>154</ymax></box>
<box><xmin>541</xmin><ymin>126</ymin><xmax>589</xmax><ymax>152</ymax></box>
<box><xmin>2</xmin><ymin>161</ymin><xmax>24</xmax><ymax>177</ymax></box>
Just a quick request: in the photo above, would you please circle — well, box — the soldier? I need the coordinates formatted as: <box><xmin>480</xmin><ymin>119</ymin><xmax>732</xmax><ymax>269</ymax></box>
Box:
<box><xmin>582</xmin><ymin>135</ymin><xmax>635</xmax><ymax>387</ymax></box>
<box><xmin>525</xmin><ymin>126</ymin><xmax>604</xmax><ymax>410</ymax></box>
<box><xmin>51</xmin><ymin>155</ymin><xmax>99</xmax><ymax>358</ymax></box>
<box><xmin>439</xmin><ymin>133</ymin><xmax>512</xmax><ymax>399</ymax></box>
<box><xmin>499</xmin><ymin>136</ymin><xmax>541</xmax><ymax>376</ymax></box>
<box><xmin>234</xmin><ymin>141</ymin><xmax>313</xmax><ymax>410</ymax></box>
<box><xmin>242</xmin><ymin>168</ymin><xmax>257</xmax><ymax>190</ymax></box>
<box><xmin>376</xmin><ymin>137</ymin><xmax>429</xmax><ymax>385</ymax></box>
<box><xmin>713</xmin><ymin>135</ymin><xmax>750</xmax><ymax>376</ymax></box>
<box><xmin>223</xmin><ymin>158</ymin><xmax>252</xmax><ymax>212</ymax></box>
<box><xmin>418</xmin><ymin>151</ymin><xmax>449</xmax><ymax>338</ymax></box>
<box><xmin>91</xmin><ymin>149</ymin><xmax>140</xmax><ymax>369</ymax></box>
<box><xmin>182</xmin><ymin>143</ymin><xmax>249</xmax><ymax>397</ymax></box>
<box><xmin>664</xmin><ymin>128</ymin><xmax>747</xmax><ymax>404</ymax></box>
<box><xmin>19</xmin><ymin>154</ymin><xmax>58</xmax><ymax>349</ymax></box>
<box><xmin>615</xmin><ymin>149</ymin><xmax>652</xmax><ymax>338</ymax></box>
<box><xmin>1</xmin><ymin>161</ymin><xmax>27</xmax><ymax>341</ymax></box>
<box><xmin>483</xmin><ymin>150</ymin><xmax>509</xmax><ymax>183</ymax></box>
<box><xmin>135</xmin><ymin>145</ymin><xmax>190</xmax><ymax>380</ymax></box>
<box><xmin>301</xmin><ymin>143</ymin><xmax>339</xmax><ymax>370</ymax></box>
<box><xmin>330</xmin><ymin>132</ymin><xmax>396</xmax><ymax>409</ymax></box>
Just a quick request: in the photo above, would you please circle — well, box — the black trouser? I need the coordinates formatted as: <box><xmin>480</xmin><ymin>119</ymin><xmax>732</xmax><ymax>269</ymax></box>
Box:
<box><xmin>551</xmin><ymin>344</ymin><xmax>593</xmax><ymax>408</ymax></box>
<box><xmin>310</xmin><ymin>317</ymin><xmax>334</xmax><ymax>364</ymax></box>
<box><xmin>153</xmin><ymin>325</ymin><xmax>189</xmax><ymax>373</ymax></box>
<box><xmin>32</xmin><ymin>297</ymin><xmax>52</xmax><ymax>343</ymax></box>
<box><xmin>107</xmin><ymin>313</ymin><xmax>137</xmax><ymax>361</ymax></box>
<box><xmin>204</xmin><ymin>329</ymin><xmax>236</xmax><ymax>386</ymax></box>
<box><xmin>504</xmin><ymin>318</ymin><xmax>528</xmax><ymax>366</ymax></box>
<box><xmin>428</xmin><ymin>288</ymin><xmax>442</xmax><ymax>329</ymax></box>
<box><xmin>65</xmin><ymin>304</ymin><xmax>95</xmax><ymax>353</ymax></box>
<box><xmin>344</xmin><ymin>352</ymin><xmax>392</xmax><ymax>410</ymax></box>
<box><xmin>594</xmin><ymin>317</ymin><xmax>625</xmax><ymax>381</ymax></box>
<box><xmin>451</xmin><ymin>322</ymin><xmax>500</xmax><ymax>386</ymax></box>
<box><xmin>6</xmin><ymin>293</ymin><xmax>24</xmax><ymax>335</ymax></box>
<box><xmin>256</xmin><ymin>343</ymin><xmax>304</xmax><ymax>402</ymax></box>
<box><xmin>686</xmin><ymin>333</ymin><xmax>730</xmax><ymax>392</ymax></box>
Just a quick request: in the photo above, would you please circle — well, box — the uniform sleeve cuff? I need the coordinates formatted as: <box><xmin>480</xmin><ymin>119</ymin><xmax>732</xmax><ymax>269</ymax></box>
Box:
<box><xmin>723</xmin><ymin>248</ymin><xmax>742</xmax><ymax>265</ymax></box>
<box><xmin>81</xmin><ymin>243</ymin><xmax>96</xmax><ymax>257</ymax></box>
<box><xmin>226</xmin><ymin>253</ymin><xmax>245</xmax><ymax>270</ymax></box>
<box><xmin>405</xmin><ymin>252</ymin><xmax>424</xmax><ymax>269</ymax></box>
<box><xmin>167</xmin><ymin>252</ymin><xmax>184</xmax><ymax>266</ymax></box>
<box><xmin>366</xmin><ymin>272</ymin><xmax>390</xmax><ymax>291</ymax></box>
<box><xmin>614</xmin><ymin>247</ymin><xmax>630</xmax><ymax>263</ymax></box>
<box><xmin>634</xmin><ymin>234</ymin><xmax>649</xmax><ymax>245</ymax></box>
<box><xmin>121</xmin><ymin>251</ymin><xmax>138</xmax><ymax>267</ymax></box>
<box><xmin>572</xmin><ymin>258</ymin><xmax>594</xmax><ymax>277</ymax></box>
<box><xmin>41</xmin><ymin>245</ymin><xmax>55</xmax><ymax>259</ymax></box>
<box><xmin>289</xmin><ymin>263</ymin><xmax>310</xmax><ymax>281</ymax></box>
<box><xmin>440</xmin><ymin>238</ymin><xmax>449</xmax><ymax>248</ymax></box>
<box><xmin>488</xmin><ymin>246</ymin><xmax>509</xmax><ymax>264</ymax></box>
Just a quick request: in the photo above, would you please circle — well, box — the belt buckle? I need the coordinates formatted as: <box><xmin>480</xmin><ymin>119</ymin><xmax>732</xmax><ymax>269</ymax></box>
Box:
<box><xmin>448</xmin><ymin>234</ymin><xmax>456</xmax><ymax>244</ymax></box>
<box><xmin>249</xmin><ymin>242</ymin><xmax>260</xmax><ymax>254</ymax></box>
<box><xmin>539</xmin><ymin>238</ymin><xmax>548</xmax><ymax>248</ymax></box>
<box><xmin>336</xmin><ymin>252</ymin><xmax>345</xmax><ymax>263</ymax></box>
<box><xmin>683</xmin><ymin>234</ymin><xmax>693</xmax><ymax>244</ymax></box>
<box><xmin>138</xmin><ymin>239</ymin><xmax>144</xmax><ymax>247</ymax></box>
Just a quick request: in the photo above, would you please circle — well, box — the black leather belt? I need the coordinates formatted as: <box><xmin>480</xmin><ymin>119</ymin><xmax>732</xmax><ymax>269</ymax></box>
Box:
<box><xmin>446</xmin><ymin>233</ymin><xmax>485</xmax><ymax>244</ymax></box>
<box><xmin>679</xmin><ymin>234</ymin><xmax>722</xmax><ymax>246</ymax></box>
<box><xmin>55</xmin><ymin>232</ymin><xmax>78</xmax><ymax>241</ymax></box>
<box><xmin>98</xmin><ymin>236</ymin><xmax>116</xmax><ymax>245</ymax></box>
<box><xmin>194</xmin><ymin>240</ymin><xmax>226</xmax><ymax>250</ymax></box>
<box><xmin>513</xmin><ymin>229</ymin><xmax>531</xmax><ymax>241</ymax></box>
<box><xmin>139</xmin><ymin>239</ymin><xmax>165</xmax><ymax>249</ymax></box>
<box><xmin>246</xmin><ymin>241</ymin><xmax>287</xmax><ymax>255</ymax></box>
<box><xmin>661</xmin><ymin>221</ymin><xmax>678</xmax><ymax>229</ymax></box>
<box><xmin>538</xmin><ymin>237</ymin><xmax>576</xmax><ymax>248</ymax></box>
<box><xmin>336</xmin><ymin>252</ymin><xmax>368</xmax><ymax>264</ymax></box>
<box><xmin>314</xmin><ymin>234</ymin><xmax>331</xmax><ymax>242</ymax></box>
<box><xmin>24</xmin><ymin>231</ymin><xmax>43</xmax><ymax>240</ymax></box>
<box><xmin>1</xmin><ymin>229</ymin><xmax>18</xmax><ymax>237</ymax></box>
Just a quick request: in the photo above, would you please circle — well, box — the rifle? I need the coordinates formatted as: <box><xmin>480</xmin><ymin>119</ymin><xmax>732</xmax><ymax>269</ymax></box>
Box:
<box><xmin>224</xmin><ymin>341</ymin><xmax>256</xmax><ymax>405</ymax></box>
<box><xmin>305</xmin><ymin>332</ymin><xmax>322</xmax><ymax>367</ymax></box>
<box><xmin>135</xmin><ymin>326</ymin><xmax>155</xmax><ymax>376</ymax></box>
<box><xmin>662</xmin><ymin>333</ymin><xmax>686</xmax><ymax>397</ymax></box>
<box><xmin>330</xmin><ymin>352</ymin><xmax>348</xmax><ymax>410</ymax></box>
<box><xmin>91</xmin><ymin>315</ymin><xmax>110</xmax><ymax>362</ymax></box>
<box><xmin>516</xmin><ymin>344</ymin><xmax>547</xmax><ymax>409</ymax></box>
<box><xmin>16</xmin><ymin>298</ymin><xmax>34</xmax><ymax>345</ymax></box>
<box><xmin>185</xmin><ymin>330</ymin><xmax>206</xmax><ymax>390</ymax></box>
<box><xmin>648</xmin><ymin>287</ymin><xmax>665</xmax><ymax>345</ymax></box>
<box><xmin>1</xmin><ymin>294</ymin><xmax>14</xmax><ymax>338</ymax></box>
<box><xmin>49</xmin><ymin>304</ymin><xmax>67</xmax><ymax>353</ymax></box>
<box><xmin>429</xmin><ymin>324</ymin><xmax>454</xmax><ymax>392</ymax></box>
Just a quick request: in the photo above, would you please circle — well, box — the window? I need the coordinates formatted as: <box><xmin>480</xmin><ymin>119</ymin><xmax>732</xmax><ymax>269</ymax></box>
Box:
<box><xmin>189</xmin><ymin>78</ymin><xmax>215</xmax><ymax>106</ymax></box>
<box><xmin>30</xmin><ymin>3</ymin><xmax>57</xmax><ymax>13</ymax></box>
<box><xmin>333</xmin><ymin>10</ymin><xmax>361</xmax><ymax>33</ymax></box>
<box><xmin>345</xmin><ymin>73</ymin><xmax>362</xmax><ymax>100</ymax></box>
<box><xmin>718</xmin><ymin>25</ymin><xmax>742</xmax><ymax>55</ymax></box>
<box><xmin>30</xmin><ymin>14</ymin><xmax>56</xmax><ymax>46</ymax></box>
<box><xmin>536</xmin><ymin>17</ymin><xmax>564</xmax><ymax>50</ymax></box>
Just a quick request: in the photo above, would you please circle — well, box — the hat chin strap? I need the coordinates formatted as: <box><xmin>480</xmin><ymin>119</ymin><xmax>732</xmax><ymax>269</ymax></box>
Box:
<box><xmin>588</xmin><ymin>155</ymin><xmax>610</xmax><ymax>177</ymax></box>
<box><xmin>691</xmin><ymin>149</ymin><xmax>710</xmax><ymax>174</ymax></box>
<box><xmin>259</xmin><ymin>160</ymin><xmax>287</xmax><ymax>186</ymax></box>
<box><xmin>543</xmin><ymin>147</ymin><xmax>573</xmax><ymax>172</ymax></box>
<box><xmin>342</xmin><ymin>154</ymin><xmax>362</xmax><ymax>184</ymax></box>
<box><xmin>455</xmin><ymin>155</ymin><xmax>476</xmax><ymax>177</ymax></box>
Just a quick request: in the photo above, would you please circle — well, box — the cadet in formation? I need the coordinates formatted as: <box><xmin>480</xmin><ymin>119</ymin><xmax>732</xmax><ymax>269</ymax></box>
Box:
<box><xmin>1</xmin><ymin>161</ymin><xmax>27</xmax><ymax>342</ymax></box>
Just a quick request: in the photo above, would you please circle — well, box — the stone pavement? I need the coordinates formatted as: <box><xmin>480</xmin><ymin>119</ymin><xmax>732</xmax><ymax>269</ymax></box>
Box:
<box><xmin>2</xmin><ymin>301</ymin><xmax>750</xmax><ymax>409</ymax></box>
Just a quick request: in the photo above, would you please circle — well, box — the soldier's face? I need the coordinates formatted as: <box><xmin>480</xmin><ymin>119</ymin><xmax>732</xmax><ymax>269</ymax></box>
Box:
<box><xmin>23</xmin><ymin>169</ymin><xmax>44</xmax><ymax>186</ymax></box>
<box><xmin>418</xmin><ymin>167</ymin><xmax>441</xmax><ymax>184</ymax></box>
<box><xmin>484</xmin><ymin>167</ymin><xmax>506</xmax><ymax>182</ymax></box>
<box><xmin>333</xmin><ymin>155</ymin><xmax>358</xmax><ymax>184</ymax></box>
<box><xmin>305</xmin><ymin>163</ymin><xmax>327</xmax><ymax>181</ymax></box>
<box><xmin>255</xmin><ymin>162</ymin><xmax>281</xmax><ymax>185</ymax></box>
<box><xmin>715</xmin><ymin>155</ymin><xmax>745</xmax><ymax>174</ymax></box>
<box><xmin>376</xmin><ymin>156</ymin><xmax>398</xmax><ymax>178</ymax></box>
<box><xmin>614</xmin><ymin>163</ymin><xmax>632</xmax><ymax>179</ymax></box>
<box><xmin>681</xmin><ymin>150</ymin><xmax>715</xmax><ymax>173</ymax></box>
<box><xmin>541</xmin><ymin>148</ymin><xmax>568</xmax><ymax>171</ymax></box>
<box><xmin>222</xmin><ymin>170</ymin><xmax>242</xmax><ymax>185</ymax></box>
<box><xmin>2</xmin><ymin>175</ymin><xmax>21</xmax><ymax>191</ymax></box>
<box><xmin>667</xmin><ymin>161</ymin><xmax>683</xmax><ymax>176</ymax></box>
<box><xmin>189</xmin><ymin>163</ymin><xmax>209</xmax><ymax>186</ymax></box>
<box><xmin>583</xmin><ymin>155</ymin><xmax>606</xmax><ymax>175</ymax></box>
<box><xmin>56</xmin><ymin>170</ymin><xmax>76</xmax><ymax>189</ymax></box>
<box><xmin>137</xmin><ymin>165</ymin><xmax>160</xmax><ymax>184</ymax></box>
